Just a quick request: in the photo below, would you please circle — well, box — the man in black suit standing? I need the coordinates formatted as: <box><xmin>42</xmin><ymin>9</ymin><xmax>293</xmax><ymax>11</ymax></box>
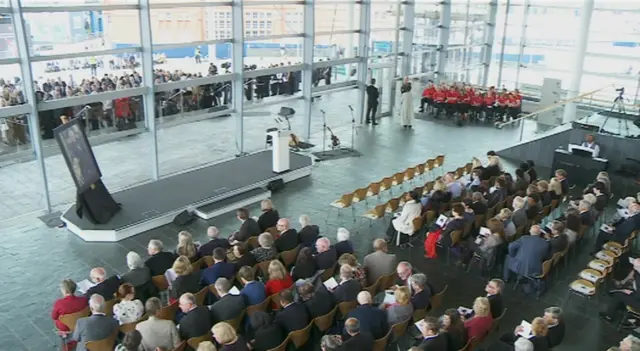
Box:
<box><xmin>416</xmin><ymin>317</ymin><xmax>448</xmax><ymax>350</ymax></box>
<box><xmin>198</xmin><ymin>226</ymin><xmax>230</xmax><ymax>257</ymax></box>
<box><xmin>332</xmin><ymin>265</ymin><xmax>361</xmax><ymax>303</ymax></box>
<box><xmin>229</xmin><ymin>208</ymin><xmax>260</xmax><ymax>243</ymax></box>
<box><xmin>365</xmin><ymin>79</ymin><xmax>379</xmax><ymax>125</ymax></box>
<box><xmin>274</xmin><ymin>218</ymin><xmax>299</xmax><ymax>252</ymax></box>
<box><xmin>275</xmin><ymin>290</ymin><xmax>311</xmax><ymax>333</ymax></box>
<box><xmin>210</xmin><ymin>278</ymin><xmax>245</xmax><ymax>324</ymax></box>
<box><xmin>178</xmin><ymin>293</ymin><xmax>212</xmax><ymax>349</ymax></box>
<box><xmin>338</xmin><ymin>318</ymin><xmax>374</xmax><ymax>350</ymax></box>
<box><xmin>145</xmin><ymin>239</ymin><xmax>177</xmax><ymax>276</ymax></box>
<box><xmin>84</xmin><ymin>267</ymin><xmax>121</xmax><ymax>301</ymax></box>
<box><xmin>347</xmin><ymin>291</ymin><xmax>388</xmax><ymax>339</ymax></box>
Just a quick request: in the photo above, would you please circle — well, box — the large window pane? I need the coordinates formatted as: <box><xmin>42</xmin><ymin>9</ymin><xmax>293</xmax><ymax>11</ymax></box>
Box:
<box><xmin>314</xmin><ymin>3</ymin><xmax>360</xmax><ymax>33</ymax></box>
<box><xmin>150</xmin><ymin>6</ymin><xmax>232</xmax><ymax>46</ymax></box>
<box><xmin>371</xmin><ymin>2</ymin><xmax>402</xmax><ymax>30</ymax></box>
<box><xmin>244</xmin><ymin>37</ymin><xmax>303</xmax><ymax>67</ymax></box>
<box><xmin>370</xmin><ymin>31</ymin><xmax>396</xmax><ymax>57</ymax></box>
<box><xmin>0</xmin><ymin>13</ymin><xmax>17</xmax><ymax>59</ymax></box>
<box><xmin>315</xmin><ymin>33</ymin><xmax>359</xmax><ymax>59</ymax></box>
<box><xmin>25</xmin><ymin>10</ymin><xmax>141</xmax><ymax>57</ymax></box>
<box><xmin>21</xmin><ymin>0</ymin><xmax>136</xmax><ymax>5</ymax></box>
<box><xmin>243</xmin><ymin>5</ymin><xmax>303</xmax><ymax>36</ymax></box>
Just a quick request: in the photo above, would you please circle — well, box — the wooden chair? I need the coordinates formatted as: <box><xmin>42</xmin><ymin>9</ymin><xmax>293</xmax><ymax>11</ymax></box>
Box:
<box><xmin>320</xmin><ymin>264</ymin><xmax>337</xmax><ymax>282</ymax></box>
<box><xmin>314</xmin><ymin>306</ymin><xmax>338</xmax><ymax>332</ymax></box>
<box><xmin>392</xmin><ymin>171</ymin><xmax>405</xmax><ymax>188</ymax></box>
<box><xmin>363</xmin><ymin>281</ymin><xmax>379</xmax><ymax>296</ymax></box>
<box><xmin>412</xmin><ymin>307</ymin><xmax>427</xmax><ymax>322</ymax></box>
<box><xmin>266</xmin><ymin>227</ymin><xmax>279</xmax><ymax>238</ymax></box>
<box><xmin>270</xmin><ymin>288</ymin><xmax>293</xmax><ymax>311</ymax></box>
<box><xmin>289</xmin><ymin>321</ymin><xmax>314</xmax><ymax>348</ymax></box>
<box><xmin>223</xmin><ymin>310</ymin><xmax>246</xmax><ymax>331</ymax></box>
<box><xmin>247</xmin><ymin>236</ymin><xmax>260</xmax><ymax>250</ymax></box>
<box><xmin>352</xmin><ymin>187</ymin><xmax>369</xmax><ymax>207</ymax></box>
<box><xmin>445</xmin><ymin>230</ymin><xmax>463</xmax><ymax>264</ymax></box>
<box><xmin>266</xmin><ymin>336</ymin><xmax>289</xmax><ymax>351</ymax></box>
<box><xmin>404</xmin><ymin>167</ymin><xmax>416</xmax><ymax>184</ymax></box>
<box><xmin>434</xmin><ymin>155</ymin><xmax>446</xmax><ymax>175</ymax></box>
<box><xmin>119</xmin><ymin>314</ymin><xmax>148</xmax><ymax>334</ymax></box>
<box><xmin>415</xmin><ymin>163</ymin><xmax>426</xmax><ymax>179</ymax></box>
<box><xmin>187</xmin><ymin>333</ymin><xmax>213</xmax><ymax>350</ymax></box>
<box><xmin>203</xmin><ymin>255</ymin><xmax>214</xmax><ymax>267</ymax></box>
<box><xmin>157</xmin><ymin>300</ymin><xmax>179</xmax><ymax>321</ymax></box>
<box><xmin>104</xmin><ymin>298</ymin><xmax>118</xmax><ymax>317</ymax></box>
<box><xmin>378</xmin><ymin>272</ymin><xmax>397</xmax><ymax>291</ymax></box>
<box><xmin>337</xmin><ymin>300</ymin><xmax>357</xmax><ymax>318</ymax></box>
<box><xmin>195</xmin><ymin>286</ymin><xmax>209</xmax><ymax>306</ymax></box>
<box><xmin>279</xmin><ymin>245</ymin><xmax>300</xmax><ymax>268</ymax></box>
<box><xmin>429</xmin><ymin>284</ymin><xmax>448</xmax><ymax>312</ymax></box>
<box><xmin>366</xmin><ymin>181</ymin><xmax>382</xmax><ymax>198</ymax></box>
<box><xmin>425</xmin><ymin>159</ymin><xmax>436</xmax><ymax>177</ymax></box>
<box><xmin>486</xmin><ymin>205</ymin><xmax>497</xmax><ymax>220</ymax></box>
<box><xmin>490</xmin><ymin>308</ymin><xmax>507</xmax><ymax>334</ymax></box>
<box><xmin>247</xmin><ymin>295</ymin><xmax>272</xmax><ymax>316</ymax></box>
<box><xmin>424</xmin><ymin>210</ymin><xmax>436</xmax><ymax>225</ymax></box>
<box><xmin>385</xmin><ymin>197</ymin><xmax>401</xmax><ymax>215</ymax></box>
<box><xmin>464</xmin><ymin>162</ymin><xmax>473</xmax><ymax>175</ymax></box>
<box><xmin>423</xmin><ymin>181</ymin><xmax>434</xmax><ymax>195</ymax></box>
<box><xmin>58</xmin><ymin>306</ymin><xmax>90</xmax><ymax>333</ymax></box>
<box><xmin>372</xmin><ymin>328</ymin><xmax>392</xmax><ymax>351</ymax></box>
<box><xmin>474</xmin><ymin>214</ymin><xmax>486</xmax><ymax>230</ymax></box>
<box><xmin>380</xmin><ymin>176</ymin><xmax>394</xmax><ymax>195</ymax></box>
<box><xmin>258</xmin><ymin>260</ymin><xmax>273</xmax><ymax>277</ymax></box>
<box><xmin>85</xmin><ymin>329</ymin><xmax>118</xmax><ymax>351</ymax></box>
<box><xmin>152</xmin><ymin>275</ymin><xmax>169</xmax><ymax>291</ymax></box>
<box><xmin>172</xmin><ymin>341</ymin><xmax>187</xmax><ymax>351</ymax></box>
<box><xmin>191</xmin><ymin>257</ymin><xmax>205</xmax><ymax>272</ymax></box>
<box><xmin>329</xmin><ymin>192</ymin><xmax>355</xmax><ymax>220</ymax></box>
<box><xmin>362</xmin><ymin>204</ymin><xmax>387</xmax><ymax>227</ymax></box>
<box><xmin>390</xmin><ymin>318</ymin><xmax>411</xmax><ymax>343</ymax></box>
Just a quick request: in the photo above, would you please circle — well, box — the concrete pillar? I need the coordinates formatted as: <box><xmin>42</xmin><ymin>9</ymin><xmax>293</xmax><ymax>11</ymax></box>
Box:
<box><xmin>481</xmin><ymin>0</ymin><xmax>498</xmax><ymax>87</ymax></box>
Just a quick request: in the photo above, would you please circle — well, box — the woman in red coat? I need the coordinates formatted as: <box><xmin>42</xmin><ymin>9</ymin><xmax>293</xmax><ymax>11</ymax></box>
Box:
<box><xmin>265</xmin><ymin>260</ymin><xmax>293</xmax><ymax>308</ymax></box>
<box><xmin>464</xmin><ymin>296</ymin><xmax>493</xmax><ymax>341</ymax></box>
<box><xmin>52</xmin><ymin>279</ymin><xmax>88</xmax><ymax>350</ymax></box>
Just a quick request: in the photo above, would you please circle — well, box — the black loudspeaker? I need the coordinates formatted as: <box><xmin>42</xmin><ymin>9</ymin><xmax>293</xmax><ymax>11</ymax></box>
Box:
<box><xmin>278</xmin><ymin>107</ymin><xmax>295</xmax><ymax>117</ymax></box>
<box><xmin>173</xmin><ymin>210</ymin><xmax>195</xmax><ymax>226</ymax></box>
<box><xmin>266</xmin><ymin>179</ymin><xmax>285</xmax><ymax>192</ymax></box>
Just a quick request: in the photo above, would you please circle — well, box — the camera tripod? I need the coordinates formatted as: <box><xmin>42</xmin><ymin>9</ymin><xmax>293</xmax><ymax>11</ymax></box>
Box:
<box><xmin>599</xmin><ymin>90</ymin><xmax>631</xmax><ymax>136</ymax></box>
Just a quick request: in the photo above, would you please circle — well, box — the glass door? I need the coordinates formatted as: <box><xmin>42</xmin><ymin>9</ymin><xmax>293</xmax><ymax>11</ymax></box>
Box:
<box><xmin>368</xmin><ymin>63</ymin><xmax>395</xmax><ymax>117</ymax></box>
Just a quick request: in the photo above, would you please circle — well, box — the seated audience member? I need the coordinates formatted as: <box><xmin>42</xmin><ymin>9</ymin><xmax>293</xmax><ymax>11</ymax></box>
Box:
<box><xmin>251</xmin><ymin>233</ymin><xmax>279</xmax><ymax>263</ymax></box>
<box><xmin>526</xmin><ymin>160</ymin><xmax>538</xmax><ymax>183</ymax></box>
<box><xmin>199</xmin><ymin>226</ymin><xmax>230</xmax><ymax>257</ymax></box>
<box><xmin>196</xmin><ymin>341</ymin><xmax>216</xmax><ymax>351</ymax></box>
<box><xmin>511</xmin><ymin>197</ymin><xmax>527</xmax><ymax>228</ymax></box>
<box><xmin>335</xmin><ymin>227</ymin><xmax>355</xmax><ymax>257</ymax></box>
<box><xmin>238</xmin><ymin>266</ymin><xmax>266</xmax><ymax>306</ymax></box>
<box><xmin>258</xmin><ymin>199</ymin><xmax>280</xmax><ymax>232</ymax></box>
<box><xmin>122</xmin><ymin>251</ymin><xmax>152</xmax><ymax>290</ymax></box>
<box><xmin>463</xmin><ymin>297</ymin><xmax>493</xmax><ymax>340</ymax></box>
<box><xmin>232</xmin><ymin>243</ymin><xmax>256</xmax><ymax>271</ymax></box>
<box><xmin>212</xmin><ymin>321</ymin><xmax>249</xmax><ymax>351</ymax></box>
<box><xmin>424</xmin><ymin>203</ymin><xmax>466</xmax><ymax>258</ymax></box>
<box><xmin>386</xmin><ymin>286</ymin><xmax>414</xmax><ymax>325</ymax></box>
<box><xmin>115</xmin><ymin>330</ymin><xmax>142</xmax><ymax>351</ymax></box>
<box><xmin>321</xmin><ymin>335</ymin><xmax>343</xmax><ymax>351</ymax></box>
<box><xmin>145</xmin><ymin>239</ymin><xmax>177</xmax><ymax>276</ymax></box>
<box><xmin>387</xmin><ymin>190</ymin><xmax>422</xmax><ymax>240</ymax></box>
<box><xmin>136</xmin><ymin>297</ymin><xmax>181</xmax><ymax>351</ymax></box>
<box><xmin>72</xmin><ymin>294</ymin><xmax>119</xmax><ymax>351</ymax></box>
<box><xmin>113</xmin><ymin>283</ymin><xmax>144</xmax><ymax>324</ymax></box>
<box><xmin>617</xmin><ymin>335</ymin><xmax>640</xmax><ymax>351</ymax></box>
<box><xmin>554</xmin><ymin>169</ymin><xmax>569</xmax><ymax>196</ymax></box>
<box><xmin>543</xmin><ymin>306</ymin><xmax>565</xmax><ymax>348</ymax></box>
<box><xmin>338</xmin><ymin>253</ymin><xmax>367</xmax><ymax>287</ymax></box>
<box><xmin>265</xmin><ymin>260</ymin><xmax>293</xmax><ymax>296</ymax></box>
<box><xmin>438</xmin><ymin>309</ymin><xmax>466</xmax><ymax>350</ymax></box>
<box><xmin>600</xmin><ymin>258</ymin><xmax>640</xmax><ymax>326</ymax></box>
<box><xmin>298</xmin><ymin>214</ymin><xmax>320</xmax><ymax>248</ymax></box>
<box><xmin>52</xmin><ymin>279</ymin><xmax>88</xmax><ymax>333</ymax></box>
<box><xmin>460</xmin><ymin>218</ymin><xmax>505</xmax><ymax>268</ymax></box>
<box><xmin>515</xmin><ymin>338</ymin><xmax>535</xmax><ymax>351</ymax></box>
<box><xmin>250</xmin><ymin>311</ymin><xmax>286</xmax><ymax>351</ymax></box>
<box><xmin>178</xmin><ymin>293</ymin><xmax>212</xmax><ymax>344</ymax></box>
<box><xmin>495</xmin><ymin>208</ymin><xmax>517</xmax><ymax>239</ymax></box>
<box><xmin>409</xmin><ymin>273</ymin><xmax>432</xmax><ymax>310</ymax></box>
<box><xmin>563</xmin><ymin>208</ymin><xmax>581</xmax><ymax>244</ymax></box>
<box><xmin>292</xmin><ymin>247</ymin><xmax>317</xmax><ymax>281</ymax></box>
<box><xmin>84</xmin><ymin>267</ymin><xmax>121</xmax><ymax>301</ymax></box>
<box><xmin>423</xmin><ymin>180</ymin><xmax>452</xmax><ymax>212</ymax></box>
<box><xmin>333</xmin><ymin>264</ymin><xmax>362</xmax><ymax>303</ymax></box>
<box><xmin>462</xmin><ymin>199</ymin><xmax>476</xmax><ymax>222</ymax></box>
<box><xmin>486</xmin><ymin>279</ymin><xmax>505</xmax><ymax>318</ymax></box>
<box><xmin>395</xmin><ymin>261</ymin><xmax>415</xmax><ymax>289</ymax></box>
<box><xmin>514</xmin><ymin>169</ymin><xmax>529</xmax><ymax>195</ymax></box>
<box><xmin>503</xmin><ymin>173</ymin><xmax>516</xmax><ymax>196</ymax></box>
<box><xmin>503</xmin><ymin>225</ymin><xmax>550</xmax><ymax>282</ymax></box>
<box><xmin>229</xmin><ymin>208</ymin><xmax>261</xmax><ymax>243</ymax></box>
<box><xmin>348</xmin><ymin>291</ymin><xmax>388</xmax><ymax>339</ymax></box>
<box><xmin>169</xmin><ymin>256</ymin><xmax>202</xmax><ymax>302</ymax></box>
<box><xmin>485</xmin><ymin>155</ymin><xmax>502</xmax><ymax>179</ymax></box>
<box><xmin>363</xmin><ymin>239</ymin><xmax>397</xmax><ymax>286</ymax></box>
<box><xmin>537</xmin><ymin>181</ymin><xmax>552</xmax><ymax>207</ymax></box>
<box><xmin>548</xmin><ymin>178</ymin><xmax>563</xmax><ymax>201</ymax></box>
<box><xmin>176</xmin><ymin>231</ymin><xmax>199</xmax><ymax>263</ymax></box>
<box><xmin>488</xmin><ymin>178</ymin><xmax>508</xmax><ymax>208</ymax></box>
<box><xmin>545</xmin><ymin>221</ymin><xmax>568</xmax><ymax>255</ymax></box>
<box><xmin>315</xmin><ymin>237</ymin><xmax>338</xmax><ymax>270</ymax></box>
<box><xmin>595</xmin><ymin>171</ymin><xmax>611</xmax><ymax>195</ymax></box>
<box><xmin>274</xmin><ymin>218</ymin><xmax>299</xmax><ymax>252</ymax></box>
<box><xmin>525</xmin><ymin>194</ymin><xmax>541</xmax><ymax>220</ymax></box>
<box><xmin>518</xmin><ymin>162</ymin><xmax>532</xmax><ymax>183</ymax></box>
<box><xmin>583</xmin><ymin>193</ymin><xmax>599</xmax><ymax>223</ymax></box>
<box><xmin>593</xmin><ymin>203</ymin><xmax>640</xmax><ymax>252</ymax></box>
<box><xmin>578</xmin><ymin>200</ymin><xmax>593</xmax><ymax>226</ymax></box>
<box><xmin>593</xmin><ymin>182</ymin><xmax>608</xmax><ymax>212</ymax></box>
<box><xmin>468</xmin><ymin>169</ymin><xmax>482</xmax><ymax>191</ymax></box>
<box><xmin>497</xmin><ymin>317</ymin><xmax>549</xmax><ymax>351</ymax></box>
<box><xmin>274</xmin><ymin>290</ymin><xmax>311</xmax><ymax>333</ymax></box>
<box><xmin>201</xmin><ymin>248</ymin><xmax>235</xmax><ymax>287</ymax></box>
<box><xmin>471</xmin><ymin>192</ymin><xmax>488</xmax><ymax>215</ymax></box>
<box><xmin>339</xmin><ymin>318</ymin><xmax>374</xmax><ymax>349</ymax></box>
<box><xmin>298</xmin><ymin>282</ymin><xmax>334</xmax><ymax>318</ymax></box>
<box><xmin>445</xmin><ymin>172</ymin><xmax>464</xmax><ymax>199</ymax></box>
<box><xmin>526</xmin><ymin>184</ymin><xmax>539</xmax><ymax>198</ymax></box>
<box><xmin>210</xmin><ymin>278</ymin><xmax>245</xmax><ymax>323</ymax></box>
<box><xmin>417</xmin><ymin>316</ymin><xmax>449</xmax><ymax>349</ymax></box>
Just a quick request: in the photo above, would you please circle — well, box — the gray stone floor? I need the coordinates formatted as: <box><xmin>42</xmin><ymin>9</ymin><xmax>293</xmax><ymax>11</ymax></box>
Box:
<box><xmin>0</xmin><ymin>96</ymin><xmax>624</xmax><ymax>350</ymax></box>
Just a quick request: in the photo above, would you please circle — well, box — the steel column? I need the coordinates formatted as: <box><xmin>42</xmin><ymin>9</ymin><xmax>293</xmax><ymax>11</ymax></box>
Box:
<box><xmin>356</xmin><ymin>0</ymin><xmax>371</xmax><ymax>124</ymax></box>
<box><xmin>481</xmin><ymin>0</ymin><xmax>498</xmax><ymax>87</ymax></box>
<box><xmin>232</xmin><ymin>0</ymin><xmax>245</xmax><ymax>153</ymax></box>
<box><xmin>496</xmin><ymin>0</ymin><xmax>511</xmax><ymax>88</ymax></box>
<box><xmin>302</xmin><ymin>0</ymin><xmax>314</xmax><ymax>140</ymax></box>
<box><xmin>436</xmin><ymin>0</ymin><xmax>451</xmax><ymax>83</ymax></box>
<box><xmin>401</xmin><ymin>1</ymin><xmax>415</xmax><ymax>77</ymax></box>
<box><xmin>514</xmin><ymin>0</ymin><xmax>530</xmax><ymax>89</ymax></box>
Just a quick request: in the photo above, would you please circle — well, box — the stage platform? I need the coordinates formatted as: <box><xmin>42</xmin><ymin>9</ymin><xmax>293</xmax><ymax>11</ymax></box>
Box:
<box><xmin>61</xmin><ymin>150</ymin><xmax>313</xmax><ymax>242</ymax></box>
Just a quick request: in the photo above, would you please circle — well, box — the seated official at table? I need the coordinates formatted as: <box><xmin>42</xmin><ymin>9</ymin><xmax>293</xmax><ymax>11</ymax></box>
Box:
<box><xmin>580</xmin><ymin>134</ymin><xmax>600</xmax><ymax>158</ymax></box>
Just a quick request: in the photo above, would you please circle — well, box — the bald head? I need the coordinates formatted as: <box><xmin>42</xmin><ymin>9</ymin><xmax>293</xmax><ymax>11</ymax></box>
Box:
<box><xmin>277</xmin><ymin>218</ymin><xmax>290</xmax><ymax>231</ymax></box>
<box><xmin>90</xmin><ymin>267</ymin><xmax>106</xmax><ymax>283</ymax></box>
<box><xmin>357</xmin><ymin>291</ymin><xmax>372</xmax><ymax>305</ymax></box>
<box><xmin>207</xmin><ymin>226</ymin><xmax>220</xmax><ymax>238</ymax></box>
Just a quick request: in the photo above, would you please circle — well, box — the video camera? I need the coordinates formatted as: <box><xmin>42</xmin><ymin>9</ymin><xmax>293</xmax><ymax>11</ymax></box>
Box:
<box><xmin>616</xmin><ymin>87</ymin><xmax>625</xmax><ymax>96</ymax></box>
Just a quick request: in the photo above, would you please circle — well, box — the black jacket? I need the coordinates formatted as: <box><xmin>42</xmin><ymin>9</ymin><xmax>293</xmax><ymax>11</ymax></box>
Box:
<box><xmin>298</xmin><ymin>225</ymin><xmax>319</xmax><ymax>248</ymax></box>
<box><xmin>275</xmin><ymin>229</ymin><xmax>299</xmax><ymax>252</ymax></box>
<box><xmin>333</xmin><ymin>279</ymin><xmax>361</xmax><ymax>303</ymax></box>
<box><xmin>210</xmin><ymin>294</ymin><xmax>245</xmax><ymax>324</ymax></box>
<box><xmin>304</xmin><ymin>288</ymin><xmax>334</xmax><ymax>318</ymax></box>
<box><xmin>275</xmin><ymin>302</ymin><xmax>311</xmax><ymax>333</ymax></box>
<box><xmin>417</xmin><ymin>333</ymin><xmax>449</xmax><ymax>350</ymax></box>
<box><xmin>439</xmin><ymin>218</ymin><xmax>466</xmax><ymax>247</ymax></box>
<box><xmin>258</xmin><ymin>209</ymin><xmax>280</xmax><ymax>232</ymax></box>
<box><xmin>549</xmin><ymin>234</ymin><xmax>568</xmax><ymax>256</ymax></box>
<box><xmin>488</xmin><ymin>294</ymin><xmax>504</xmax><ymax>319</ymax></box>
<box><xmin>366</xmin><ymin>85</ymin><xmax>379</xmax><ymax>104</ymax></box>
<box><xmin>85</xmin><ymin>275</ymin><xmax>121</xmax><ymax>301</ymax></box>
<box><xmin>234</xmin><ymin>252</ymin><xmax>257</xmax><ymax>271</ymax></box>
<box><xmin>471</xmin><ymin>201</ymin><xmax>488</xmax><ymax>216</ymax></box>
<box><xmin>547</xmin><ymin>321</ymin><xmax>565</xmax><ymax>348</ymax></box>
<box><xmin>170</xmin><ymin>272</ymin><xmax>202</xmax><ymax>300</ymax></box>
<box><xmin>347</xmin><ymin>304</ymin><xmax>388</xmax><ymax>339</ymax></box>
<box><xmin>180</xmin><ymin>307</ymin><xmax>212</xmax><ymax>348</ymax></box>
<box><xmin>338</xmin><ymin>332</ymin><xmax>375</xmax><ymax>350</ymax></box>
<box><xmin>198</xmin><ymin>238</ymin><xmax>231</xmax><ymax>257</ymax></box>
<box><xmin>236</xmin><ymin>218</ymin><xmax>261</xmax><ymax>242</ymax></box>
<box><xmin>315</xmin><ymin>247</ymin><xmax>338</xmax><ymax>270</ymax></box>
<box><xmin>292</xmin><ymin>260</ymin><xmax>317</xmax><ymax>281</ymax></box>
<box><xmin>411</xmin><ymin>287</ymin><xmax>432</xmax><ymax>311</ymax></box>
<box><xmin>594</xmin><ymin>194</ymin><xmax>607</xmax><ymax>212</ymax></box>
<box><xmin>335</xmin><ymin>240</ymin><xmax>355</xmax><ymax>258</ymax></box>
<box><xmin>444</xmin><ymin>327</ymin><xmax>467</xmax><ymax>351</ymax></box>
<box><xmin>253</xmin><ymin>324</ymin><xmax>286</xmax><ymax>351</ymax></box>
<box><xmin>145</xmin><ymin>251</ymin><xmax>177</xmax><ymax>277</ymax></box>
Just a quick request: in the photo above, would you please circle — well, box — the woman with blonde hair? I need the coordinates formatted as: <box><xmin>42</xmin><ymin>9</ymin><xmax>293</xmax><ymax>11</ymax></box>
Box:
<box><xmin>176</xmin><ymin>231</ymin><xmax>199</xmax><ymax>263</ymax></box>
<box><xmin>168</xmin><ymin>255</ymin><xmax>201</xmax><ymax>302</ymax></box>
<box><xmin>258</xmin><ymin>199</ymin><xmax>280</xmax><ymax>232</ymax></box>
<box><xmin>495</xmin><ymin>208</ymin><xmax>516</xmax><ymax>238</ymax></box>
<box><xmin>423</xmin><ymin>179</ymin><xmax>452</xmax><ymax>212</ymax></box>
<box><xmin>497</xmin><ymin>317</ymin><xmax>549</xmax><ymax>350</ymax></box>
<box><xmin>463</xmin><ymin>297</ymin><xmax>493</xmax><ymax>340</ymax></box>
<box><xmin>537</xmin><ymin>180</ymin><xmax>551</xmax><ymax>206</ymax></box>
<box><xmin>265</xmin><ymin>260</ymin><xmax>293</xmax><ymax>297</ymax></box>
<box><xmin>485</xmin><ymin>155</ymin><xmax>502</xmax><ymax>179</ymax></box>
<box><xmin>196</xmin><ymin>341</ymin><xmax>217</xmax><ymax>351</ymax></box>
<box><xmin>548</xmin><ymin>177</ymin><xmax>563</xmax><ymax>201</ymax></box>
<box><xmin>212</xmin><ymin>322</ymin><xmax>249</xmax><ymax>350</ymax></box>
<box><xmin>385</xmin><ymin>286</ymin><xmax>414</xmax><ymax>325</ymax></box>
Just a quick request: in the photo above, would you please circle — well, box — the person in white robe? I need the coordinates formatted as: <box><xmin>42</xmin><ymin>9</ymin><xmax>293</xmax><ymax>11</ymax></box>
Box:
<box><xmin>399</xmin><ymin>76</ymin><xmax>414</xmax><ymax>128</ymax></box>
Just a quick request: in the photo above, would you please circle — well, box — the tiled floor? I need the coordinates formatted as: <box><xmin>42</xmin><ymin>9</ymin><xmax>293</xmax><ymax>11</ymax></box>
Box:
<box><xmin>0</xmin><ymin>107</ymin><xmax>626</xmax><ymax>350</ymax></box>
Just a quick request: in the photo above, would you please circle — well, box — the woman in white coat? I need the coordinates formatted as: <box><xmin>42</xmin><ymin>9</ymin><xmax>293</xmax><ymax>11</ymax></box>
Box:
<box><xmin>399</xmin><ymin>76</ymin><xmax>414</xmax><ymax>128</ymax></box>
<box><xmin>385</xmin><ymin>190</ymin><xmax>422</xmax><ymax>245</ymax></box>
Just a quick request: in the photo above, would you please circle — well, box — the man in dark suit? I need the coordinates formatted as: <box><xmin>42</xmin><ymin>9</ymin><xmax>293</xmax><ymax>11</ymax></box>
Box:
<box><xmin>145</xmin><ymin>239</ymin><xmax>178</xmax><ymax>276</ymax></box>
<box><xmin>416</xmin><ymin>317</ymin><xmax>448</xmax><ymax>350</ymax></box>
<box><xmin>315</xmin><ymin>237</ymin><xmax>338</xmax><ymax>270</ymax></box>
<box><xmin>84</xmin><ymin>267</ymin><xmax>121</xmax><ymax>301</ymax></box>
<box><xmin>229</xmin><ymin>208</ymin><xmax>260</xmax><ymax>243</ymax></box>
<box><xmin>238</xmin><ymin>266</ymin><xmax>266</xmax><ymax>306</ymax></box>
<box><xmin>543</xmin><ymin>306</ymin><xmax>565</xmax><ymax>348</ymax></box>
<box><xmin>593</xmin><ymin>203</ymin><xmax>640</xmax><ymax>252</ymax></box>
<box><xmin>72</xmin><ymin>294</ymin><xmax>119</xmax><ymax>351</ymax></box>
<box><xmin>547</xmin><ymin>221</ymin><xmax>569</xmax><ymax>255</ymax></box>
<box><xmin>332</xmin><ymin>264</ymin><xmax>362</xmax><ymax>303</ymax></box>
<box><xmin>487</xmin><ymin>178</ymin><xmax>508</xmax><ymax>208</ymax></box>
<box><xmin>198</xmin><ymin>226</ymin><xmax>230</xmax><ymax>257</ymax></box>
<box><xmin>579</xmin><ymin>200</ymin><xmax>594</xmax><ymax>226</ymax></box>
<box><xmin>486</xmin><ymin>279</ymin><xmax>505</xmax><ymax>318</ymax></box>
<box><xmin>409</xmin><ymin>273</ymin><xmax>432</xmax><ymax>311</ymax></box>
<box><xmin>555</xmin><ymin>169</ymin><xmax>569</xmax><ymax>196</ymax></box>
<box><xmin>201</xmin><ymin>248</ymin><xmax>236</xmax><ymax>286</ymax></box>
<box><xmin>365</xmin><ymin>79</ymin><xmax>379</xmax><ymax>125</ymax></box>
<box><xmin>274</xmin><ymin>218</ymin><xmax>299</xmax><ymax>252</ymax></box>
<box><xmin>347</xmin><ymin>291</ymin><xmax>388</xmax><ymax>339</ymax></box>
<box><xmin>601</xmin><ymin>258</ymin><xmax>640</xmax><ymax>327</ymax></box>
<box><xmin>338</xmin><ymin>318</ymin><xmax>374</xmax><ymax>350</ymax></box>
<box><xmin>593</xmin><ymin>182</ymin><xmax>608</xmax><ymax>212</ymax></box>
<box><xmin>299</xmin><ymin>282</ymin><xmax>334</xmax><ymax>318</ymax></box>
<box><xmin>274</xmin><ymin>290</ymin><xmax>310</xmax><ymax>333</ymax></box>
<box><xmin>178</xmin><ymin>293</ymin><xmax>212</xmax><ymax>348</ymax></box>
<box><xmin>232</xmin><ymin>243</ymin><xmax>257</xmax><ymax>271</ymax></box>
<box><xmin>471</xmin><ymin>192</ymin><xmax>488</xmax><ymax>215</ymax></box>
<box><xmin>298</xmin><ymin>214</ymin><xmax>320</xmax><ymax>248</ymax></box>
<box><xmin>503</xmin><ymin>225</ymin><xmax>550</xmax><ymax>282</ymax></box>
<box><xmin>210</xmin><ymin>278</ymin><xmax>245</xmax><ymax>323</ymax></box>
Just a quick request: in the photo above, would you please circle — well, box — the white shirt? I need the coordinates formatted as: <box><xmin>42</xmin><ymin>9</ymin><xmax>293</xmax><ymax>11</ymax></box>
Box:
<box><xmin>581</xmin><ymin>142</ymin><xmax>600</xmax><ymax>158</ymax></box>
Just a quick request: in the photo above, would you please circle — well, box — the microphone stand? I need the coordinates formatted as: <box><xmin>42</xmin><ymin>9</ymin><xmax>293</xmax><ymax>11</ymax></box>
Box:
<box><xmin>320</xmin><ymin>109</ymin><xmax>327</xmax><ymax>159</ymax></box>
<box><xmin>348</xmin><ymin>105</ymin><xmax>356</xmax><ymax>151</ymax></box>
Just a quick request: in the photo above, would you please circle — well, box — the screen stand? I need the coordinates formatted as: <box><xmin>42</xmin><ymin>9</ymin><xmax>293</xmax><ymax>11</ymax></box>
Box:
<box><xmin>76</xmin><ymin>179</ymin><xmax>120</xmax><ymax>224</ymax></box>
